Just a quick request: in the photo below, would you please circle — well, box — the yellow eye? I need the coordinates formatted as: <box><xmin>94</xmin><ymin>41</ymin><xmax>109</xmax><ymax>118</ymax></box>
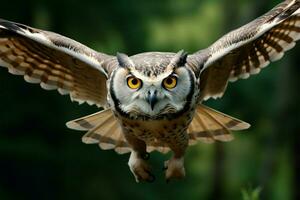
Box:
<box><xmin>127</xmin><ymin>76</ymin><xmax>142</xmax><ymax>89</ymax></box>
<box><xmin>163</xmin><ymin>75</ymin><xmax>177</xmax><ymax>89</ymax></box>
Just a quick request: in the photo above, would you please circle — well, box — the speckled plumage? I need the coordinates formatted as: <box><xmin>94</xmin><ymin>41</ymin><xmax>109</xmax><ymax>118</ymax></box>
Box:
<box><xmin>0</xmin><ymin>0</ymin><xmax>300</xmax><ymax>182</ymax></box>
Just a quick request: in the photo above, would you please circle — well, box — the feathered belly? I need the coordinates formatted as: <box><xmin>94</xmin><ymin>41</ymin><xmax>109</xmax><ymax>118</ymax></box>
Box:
<box><xmin>121</xmin><ymin>112</ymin><xmax>193</xmax><ymax>145</ymax></box>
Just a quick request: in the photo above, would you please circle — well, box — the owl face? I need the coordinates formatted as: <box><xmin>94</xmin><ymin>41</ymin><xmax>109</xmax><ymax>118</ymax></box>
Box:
<box><xmin>110</xmin><ymin>52</ymin><xmax>195</xmax><ymax>118</ymax></box>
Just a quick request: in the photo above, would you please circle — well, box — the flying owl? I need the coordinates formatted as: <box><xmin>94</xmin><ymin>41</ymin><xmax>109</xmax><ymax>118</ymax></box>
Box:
<box><xmin>0</xmin><ymin>0</ymin><xmax>299</xmax><ymax>182</ymax></box>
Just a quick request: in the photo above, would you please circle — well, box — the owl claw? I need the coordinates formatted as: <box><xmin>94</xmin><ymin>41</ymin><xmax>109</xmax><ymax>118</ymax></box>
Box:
<box><xmin>128</xmin><ymin>151</ymin><xmax>154</xmax><ymax>183</ymax></box>
<box><xmin>164</xmin><ymin>157</ymin><xmax>185</xmax><ymax>182</ymax></box>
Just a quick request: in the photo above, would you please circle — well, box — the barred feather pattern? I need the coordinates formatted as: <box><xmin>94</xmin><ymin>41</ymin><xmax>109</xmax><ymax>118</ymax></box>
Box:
<box><xmin>193</xmin><ymin>0</ymin><xmax>300</xmax><ymax>101</ymax></box>
<box><xmin>187</xmin><ymin>105</ymin><xmax>250</xmax><ymax>144</ymax></box>
<box><xmin>0</xmin><ymin>20</ymin><xmax>112</xmax><ymax>107</ymax></box>
<box><xmin>66</xmin><ymin>109</ymin><xmax>131</xmax><ymax>154</ymax></box>
<box><xmin>229</xmin><ymin>14</ymin><xmax>300</xmax><ymax>81</ymax></box>
<box><xmin>66</xmin><ymin>105</ymin><xmax>250</xmax><ymax>154</ymax></box>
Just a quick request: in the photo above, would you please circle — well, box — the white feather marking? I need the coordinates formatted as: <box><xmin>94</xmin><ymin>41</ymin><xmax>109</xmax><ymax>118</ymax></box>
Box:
<box><xmin>18</xmin><ymin>30</ymin><xmax>108</xmax><ymax>77</ymax></box>
<box><xmin>270</xmin><ymin>52</ymin><xmax>284</xmax><ymax>62</ymax></box>
<box><xmin>230</xmin><ymin>122</ymin><xmax>251</xmax><ymax>131</ymax></box>
<box><xmin>250</xmin><ymin>67</ymin><xmax>261</xmax><ymax>75</ymax></box>
<box><xmin>130</xmin><ymin>67</ymin><xmax>173</xmax><ymax>83</ymax></box>
<box><xmin>0</xmin><ymin>25</ymin><xmax>7</xmax><ymax>30</ymax></box>
<box><xmin>205</xmin><ymin>20</ymin><xmax>284</xmax><ymax>69</ymax></box>
<box><xmin>205</xmin><ymin>41</ymin><xmax>247</xmax><ymax>69</ymax></box>
<box><xmin>86</xmin><ymin>100</ymin><xmax>95</xmax><ymax>106</ymax></box>
<box><xmin>24</xmin><ymin>75</ymin><xmax>40</xmax><ymax>83</ymax></box>
<box><xmin>8</xmin><ymin>67</ymin><xmax>23</xmax><ymax>75</ymax></box>
<box><xmin>40</xmin><ymin>82</ymin><xmax>57</xmax><ymax>90</ymax></box>
<box><xmin>99</xmin><ymin>143</ymin><xmax>115</xmax><ymax>150</ymax></box>
<box><xmin>205</xmin><ymin>92</ymin><xmax>224</xmax><ymax>100</ymax></box>
<box><xmin>229</xmin><ymin>76</ymin><xmax>238</xmax><ymax>82</ymax></box>
<box><xmin>82</xmin><ymin>137</ymin><xmax>98</xmax><ymax>144</ymax></box>
<box><xmin>0</xmin><ymin>59</ymin><xmax>9</xmax><ymax>68</ymax></box>
<box><xmin>283</xmin><ymin>41</ymin><xmax>296</xmax><ymax>51</ymax></box>
<box><xmin>0</xmin><ymin>59</ymin><xmax>24</xmax><ymax>75</ymax></box>
<box><xmin>239</xmin><ymin>72</ymin><xmax>250</xmax><ymax>79</ymax></box>
<box><xmin>58</xmin><ymin>88</ymin><xmax>69</xmax><ymax>95</ymax></box>
<box><xmin>293</xmin><ymin>7</ymin><xmax>300</xmax><ymax>15</ymax></box>
<box><xmin>205</xmin><ymin>3</ymin><xmax>300</xmax><ymax>70</ymax></box>
<box><xmin>115</xmin><ymin>147</ymin><xmax>131</xmax><ymax>154</ymax></box>
<box><xmin>260</xmin><ymin>60</ymin><xmax>270</xmax><ymax>69</ymax></box>
<box><xmin>229</xmin><ymin>70</ymin><xmax>238</xmax><ymax>82</ymax></box>
<box><xmin>77</xmin><ymin>99</ymin><xmax>85</xmax><ymax>105</ymax></box>
<box><xmin>238</xmin><ymin>66</ymin><xmax>249</xmax><ymax>79</ymax></box>
<box><xmin>289</xmin><ymin>31</ymin><xmax>300</xmax><ymax>41</ymax></box>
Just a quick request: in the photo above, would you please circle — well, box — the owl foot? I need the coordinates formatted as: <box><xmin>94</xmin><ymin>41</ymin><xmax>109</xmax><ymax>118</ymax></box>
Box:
<box><xmin>128</xmin><ymin>151</ymin><xmax>155</xmax><ymax>183</ymax></box>
<box><xmin>164</xmin><ymin>157</ymin><xmax>185</xmax><ymax>182</ymax></box>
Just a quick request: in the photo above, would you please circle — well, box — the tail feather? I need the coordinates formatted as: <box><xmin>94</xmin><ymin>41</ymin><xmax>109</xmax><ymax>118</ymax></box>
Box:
<box><xmin>66</xmin><ymin>109</ymin><xmax>131</xmax><ymax>154</ymax></box>
<box><xmin>66</xmin><ymin>109</ymin><xmax>113</xmax><ymax>131</ymax></box>
<box><xmin>187</xmin><ymin>104</ymin><xmax>250</xmax><ymax>145</ymax></box>
<box><xmin>66</xmin><ymin>105</ymin><xmax>250</xmax><ymax>154</ymax></box>
<box><xmin>200</xmin><ymin>106</ymin><xmax>233</xmax><ymax>141</ymax></box>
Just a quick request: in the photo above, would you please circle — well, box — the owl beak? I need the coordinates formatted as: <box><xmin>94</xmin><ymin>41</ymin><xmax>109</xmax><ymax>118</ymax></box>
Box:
<box><xmin>147</xmin><ymin>90</ymin><xmax>158</xmax><ymax>110</ymax></box>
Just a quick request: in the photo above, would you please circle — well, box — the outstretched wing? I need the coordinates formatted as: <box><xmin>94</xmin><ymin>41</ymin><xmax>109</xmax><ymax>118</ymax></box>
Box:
<box><xmin>0</xmin><ymin>19</ymin><xmax>114</xmax><ymax>107</ymax></box>
<box><xmin>187</xmin><ymin>0</ymin><xmax>300</xmax><ymax>101</ymax></box>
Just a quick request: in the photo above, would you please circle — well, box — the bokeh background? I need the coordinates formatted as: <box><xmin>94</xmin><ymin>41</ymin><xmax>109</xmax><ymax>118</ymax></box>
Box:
<box><xmin>0</xmin><ymin>0</ymin><xmax>299</xmax><ymax>199</ymax></box>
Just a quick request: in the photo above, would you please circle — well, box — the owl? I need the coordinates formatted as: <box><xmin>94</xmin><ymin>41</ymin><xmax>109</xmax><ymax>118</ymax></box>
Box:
<box><xmin>0</xmin><ymin>0</ymin><xmax>299</xmax><ymax>182</ymax></box>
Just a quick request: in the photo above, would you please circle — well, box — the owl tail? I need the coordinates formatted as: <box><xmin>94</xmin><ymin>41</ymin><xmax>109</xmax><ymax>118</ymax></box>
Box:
<box><xmin>66</xmin><ymin>109</ymin><xmax>131</xmax><ymax>154</ymax></box>
<box><xmin>187</xmin><ymin>104</ymin><xmax>251</xmax><ymax>145</ymax></box>
<box><xmin>66</xmin><ymin>105</ymin><xmax>250</xmax><ymax>155</ymax></box>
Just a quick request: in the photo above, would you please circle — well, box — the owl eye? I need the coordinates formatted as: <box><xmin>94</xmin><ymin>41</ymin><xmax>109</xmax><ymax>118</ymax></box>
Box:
<box><xmin>163</xmin><ymin>75</ymin><xmax>177</xmax><ymax>90</ymax></box>
<box><xmin>127</xmin><ymin>76</ymin><xmax>142</xmax><ymax>89</ymax></box>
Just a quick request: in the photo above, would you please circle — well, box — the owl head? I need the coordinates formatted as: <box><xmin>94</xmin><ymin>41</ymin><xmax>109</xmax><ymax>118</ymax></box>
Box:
<box><xmin>109</xmin><ymin>50</ymin><xmax>195</xmax><ymax>119</ymax></box>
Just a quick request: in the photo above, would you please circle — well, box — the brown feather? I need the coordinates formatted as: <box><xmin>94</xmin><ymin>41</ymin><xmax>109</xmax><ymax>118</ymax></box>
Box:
<box><xmin>66</xmin><ymin>109</ymin><xmax>131</xmax><ymax>154</ymax></box>
<box><xmin>187</xmin><ymin>105</ymin><xmax>250</xmax><ymax>145</ymax></box>
<box><xmin>0</xmin><ymin>19</ymin><xmax>113</xmax><ymax>107</ymax></box>
<box><xmin>190</xmin><ymin>0</ymin><xmax>300</xmax><ymax>101</ymax></box>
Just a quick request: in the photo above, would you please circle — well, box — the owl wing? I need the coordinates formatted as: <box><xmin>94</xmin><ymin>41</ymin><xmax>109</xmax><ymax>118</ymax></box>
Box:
<box><xmin>0</xmin><ymin>19</ymin><xmax>114</xmax><ymax>107</ymax></box>
<box><xmin>187</xmin><ymin>0</ymin><xmax>300</xmax><ymax>101</ymax></box>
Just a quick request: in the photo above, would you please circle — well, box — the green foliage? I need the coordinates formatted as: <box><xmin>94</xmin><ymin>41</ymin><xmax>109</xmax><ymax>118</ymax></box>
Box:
<box><xmin>241</xmin><ymin>187</ymin><xmax>262</xmax><ymax>200</ymax></box>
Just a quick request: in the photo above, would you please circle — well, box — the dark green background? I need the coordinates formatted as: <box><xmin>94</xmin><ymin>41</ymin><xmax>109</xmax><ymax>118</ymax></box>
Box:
<box><xmin>0</xmin><ymin>0</ymin><xmax>299</xmax><ymax>199</ymax></box>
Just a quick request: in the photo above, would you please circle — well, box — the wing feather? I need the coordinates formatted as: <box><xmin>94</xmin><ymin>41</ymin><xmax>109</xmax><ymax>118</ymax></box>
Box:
<box><xmin>0</xmin><ymin>19</ymin><xmax>114</xmax><ymax>107</ymax></box>
<box><xmin>188</xmin><ymin>0</ymin><xmax>300</xmax><ymax>101</ymax></box>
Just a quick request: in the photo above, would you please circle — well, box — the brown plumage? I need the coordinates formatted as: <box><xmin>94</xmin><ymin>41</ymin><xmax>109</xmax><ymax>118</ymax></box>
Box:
<box><xmin>67</xmin><ymin>105</ymin><xmax>249</xmax><ymax>154</ymax></box>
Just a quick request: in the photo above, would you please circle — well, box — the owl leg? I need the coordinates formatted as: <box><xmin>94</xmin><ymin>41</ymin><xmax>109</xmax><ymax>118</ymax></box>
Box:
<box><xmin>164</xmin><ymin>133</ymin><xmax>188</xmax><ymax>182</ymax></box>
<box><xmin>125</xmin><ymin>133</ymin><xmax>154</xmax><ymax>183</ymax></box>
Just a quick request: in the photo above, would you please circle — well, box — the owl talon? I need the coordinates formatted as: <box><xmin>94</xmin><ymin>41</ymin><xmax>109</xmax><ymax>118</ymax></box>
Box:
<box><xmin>128</xmin><ymin>151</ymin><xmax>154</xmax><ymax>183</ymax></box>
<box><xmin>165</xmin><ymin>157</ymin><xmax>185</xmax><ymax>181</ymax></box>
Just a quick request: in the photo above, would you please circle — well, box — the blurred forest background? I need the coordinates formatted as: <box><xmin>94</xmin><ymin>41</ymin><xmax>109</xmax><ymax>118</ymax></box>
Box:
<box><xmin>0</xmin><ymin>0</ymin><xmax>299</xmax><ymax>199</ymax></box>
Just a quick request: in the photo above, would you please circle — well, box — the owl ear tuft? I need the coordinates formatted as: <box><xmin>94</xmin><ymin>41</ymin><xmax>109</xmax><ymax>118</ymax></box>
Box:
<box><xmin>170</xmin><ymin>50</ymin><xmax>188</xmax><ymax>68</ymax></box>
<box><xmin>116</xmin><ymin>52</ymin><xmax>134</xmax><ymax>68</ymax></box>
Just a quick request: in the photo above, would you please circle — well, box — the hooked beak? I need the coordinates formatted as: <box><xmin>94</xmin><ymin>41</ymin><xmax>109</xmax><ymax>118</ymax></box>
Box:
<box><xmin>146</xmin><ymin>90</ymin><xmax>158</xmax><ymax>110</ymax></box>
